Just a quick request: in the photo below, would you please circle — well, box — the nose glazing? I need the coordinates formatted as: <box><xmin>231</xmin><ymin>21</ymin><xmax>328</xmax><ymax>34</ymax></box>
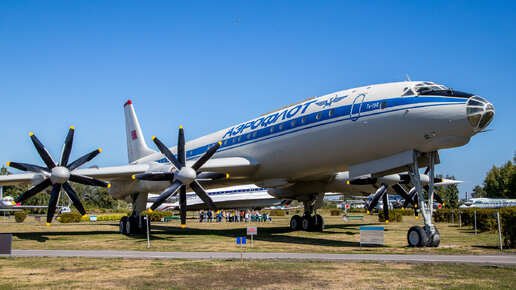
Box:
<box><xmin>466</xmin><ymin>96</ymin><xmax>494</xmax><ymax>130</ymax></box>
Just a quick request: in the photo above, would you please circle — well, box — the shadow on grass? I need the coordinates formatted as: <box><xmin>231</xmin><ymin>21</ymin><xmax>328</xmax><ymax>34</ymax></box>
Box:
<box><xmin>12</xmin><ymin>221</ymin><xmax>385</xmax><ymax>248</ymax></box>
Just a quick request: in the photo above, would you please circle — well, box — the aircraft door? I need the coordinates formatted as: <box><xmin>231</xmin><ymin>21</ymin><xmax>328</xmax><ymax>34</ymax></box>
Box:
<box><xmin>350</xmin><ymin>94</ymin><xmax>366</xmax><ymax>121</ymax></box>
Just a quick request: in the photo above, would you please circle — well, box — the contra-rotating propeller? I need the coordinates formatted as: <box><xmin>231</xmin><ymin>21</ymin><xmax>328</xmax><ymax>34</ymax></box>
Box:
<box><xmin>7</xmin><ymin>127</ymin><xmax>109</xmax><ymax>226</ymax></box>
<box><xmin>133</xmin><ymin>126</ymin><xmax>225</xmax><ymax>228</ymax></box>
<box><xmin>353</xmin><ymin>173</ymin><xmax>445</xmax><ymax>223</ymax></box>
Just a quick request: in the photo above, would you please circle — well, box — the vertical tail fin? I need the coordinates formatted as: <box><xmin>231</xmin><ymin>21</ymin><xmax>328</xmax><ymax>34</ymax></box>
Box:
<box><xmin>124</xmin><ymin>100</ymin><xmax>156</xmax><ymax>163</ymax></box>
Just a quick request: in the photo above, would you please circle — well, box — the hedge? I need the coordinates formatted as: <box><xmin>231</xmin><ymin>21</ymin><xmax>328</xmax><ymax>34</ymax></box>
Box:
<box><xmin>265</xmin><ymin>209</ymin><xmax>286</xmax><ymax>216</ymax></box>
<box><xmin>141</xmin><ymin>211</ymin><xmax>176</xmax><ymax>222</ymax></box>
<box><xmin>500</xmin><ymin>207</ymin><xmax>516</xmax><ymax>248</ymax></box>
<box><xmin>14</xmin><ymin>211</ymin><xmax>27</xmax><ymax>223</ymax></box>
<box><xmin>330</xmin><ymin>209</ymin><xmax>343</xmax><ymax>216</ymax></box>
<box><xmin>378</xmin><ymin>209</ymin><xmax>403</xmax><ymax>222</ymax></box>
<box><xmin>58</xmin><ymin>212</ymin><xmax>83</xmax><ymax>223</ymax></box>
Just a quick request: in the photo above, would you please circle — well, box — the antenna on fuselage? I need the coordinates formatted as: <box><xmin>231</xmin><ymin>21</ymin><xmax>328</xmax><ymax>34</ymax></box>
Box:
<box><xmin>405</xmin><ymin>74</ymin><xmax>412</xmax><ymax>82</ymax></box>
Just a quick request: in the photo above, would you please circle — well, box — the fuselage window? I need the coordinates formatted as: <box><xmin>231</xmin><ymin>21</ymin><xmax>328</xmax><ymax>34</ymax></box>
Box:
<box><xmin>270</xmin><ymin>126</ymin><xmax>274</xmax><ymax>133</ymax></box>
<box><xmin>247</xmin><ymin>133</ymin><xmax>251</xmax><ymax>139</ymax></box>
<box><xmin>380</xmin><ymin>101</ymin><xmax>387</xmax><ymax>109</ymax></box>
<box><xmin>301</xmin><ymin>116</ymin><xmax>307</xmax><ymax>124</ymax></box>
<box><xmin>291</xmin><ymin>119</ymin><xmax>296</xmax><ymax>127</ymax></box>
<box><xmin>237</xmin><ymin>136</ymin><xmax>242</xmax><ymax>142</ymax></box>
<box><xmin>329</xmin><ymin>109</ymin><xmax>335</xmax><ymax>117</ymax></box>
<box><xmin>316</xmin><ymin>112</ymin><xmax>322</xmax><ymax>120</ymax></box>
<box><xmin>253</xmin><ymin>131</ymin><xmax>257</xmax><ymax>138</ymax></box>
<box><xmin>279</xmin><ymin>123</ymin><xmax>284</xmax><ymax>130</ymax></box>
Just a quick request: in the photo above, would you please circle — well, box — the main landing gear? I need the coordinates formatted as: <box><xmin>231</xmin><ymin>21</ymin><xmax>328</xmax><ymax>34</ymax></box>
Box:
<box><xmin>290</xmin><ymin>193</ymin><xmax>325</xmax><ymax>232</ymax></box>
<box><xmin>406</xmin><ymin>151</ymin><xmax>441</xmax><ymax>247</ymax></box>
<box><xmin>119</xmin><ymin>192</ymin><xmax>150</xmax><ymax>235</ymax></box>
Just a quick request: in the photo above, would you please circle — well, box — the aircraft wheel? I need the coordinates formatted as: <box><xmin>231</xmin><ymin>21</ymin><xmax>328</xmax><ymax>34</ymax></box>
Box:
<box><xmin>301</xmin><ymin>215</ymin><xmax>314</xmax><ymax>231</ymax></box>
<box><xmin>119</xmin><ymin>216</ymin><xmax>128</xmax><ymax>234</ymax></box>
<box><xmin>427</xmin><ymin>227</ymin><xmax>440</xmax><ymax>247</ymax></box>
<box><xmin>313</xmin><ymin>214</ymin><xmax>324</xmax><ymax>232</ymax></box>
<box><xmin>125</xmin><ymin>216</ymin><xmax>138</xmax><ymax>235</ymax></box>
<box><xmin>290</xmin><ymin>215</ymin><xmax>302</xmax><ymax>231</ymax></box>
<box><xmin>407</xmin><ymin>226</ymin><xmax>428</xmax><ymax>247</ymax></box>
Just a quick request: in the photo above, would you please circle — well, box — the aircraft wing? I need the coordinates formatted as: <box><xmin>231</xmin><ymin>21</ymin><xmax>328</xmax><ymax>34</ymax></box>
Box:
<box><xmin>0</xmin><ymin>173</ymin><xmax>36</xmax><ymax>186</ymax></box>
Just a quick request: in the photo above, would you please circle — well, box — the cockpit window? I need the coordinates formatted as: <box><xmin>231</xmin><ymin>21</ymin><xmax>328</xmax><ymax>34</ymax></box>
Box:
<box><xmin>403</xmin><ymin>89</ymin><xmax>415</xmax><ymax>96</ymax></box>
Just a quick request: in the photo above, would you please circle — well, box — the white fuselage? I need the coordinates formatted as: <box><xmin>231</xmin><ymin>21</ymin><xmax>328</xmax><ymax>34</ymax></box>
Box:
<box><xmin>460</xmin><ymin>198</ymin><xmax>516</xmax><ymax>209</ymax></box>
<box><xmin>112</xmin><ymin>81</ymin><xmax>490</xmax><ymax>200</ymax></box>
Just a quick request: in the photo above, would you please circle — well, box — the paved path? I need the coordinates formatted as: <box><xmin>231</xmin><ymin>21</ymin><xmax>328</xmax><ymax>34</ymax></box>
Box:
<box><xmin>10</xmin><ymin>250</ymin><xmax>516</xmax><ymax>266</ymax></box>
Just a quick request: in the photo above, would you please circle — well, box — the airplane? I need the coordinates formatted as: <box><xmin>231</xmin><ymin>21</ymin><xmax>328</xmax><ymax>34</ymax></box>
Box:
<box><xmin>459</xmin><ymin>198</ymin><xmax>516</xmax><ymax>209</ymax></box>
<box><xmin>0</xmin><ymin>80</ymin><xmax>494</xmax><ymax>248</ymax></box>
<box><xmin>147</xmin><ymin>184</ymin><xmax>283</xmax><ymax>212</ymax></box>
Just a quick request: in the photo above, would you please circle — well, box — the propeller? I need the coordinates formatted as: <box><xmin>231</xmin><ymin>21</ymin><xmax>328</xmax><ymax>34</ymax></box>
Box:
<box><xmin>8</xmin><ymin>127</ymin><xmax>108</xmax><ymax>226</ymax></box>
<box><xmin>133</xmin><ymin>126</ymin><xmax>225</xmax><ymax>228</ymax></box>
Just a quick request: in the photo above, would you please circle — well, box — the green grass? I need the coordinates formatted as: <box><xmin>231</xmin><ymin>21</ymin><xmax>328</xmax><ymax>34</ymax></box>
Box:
<box><xmin>0</xmin><ymin>213</ymin><xmax>513</xmax><ymax>255</ymax></box>
<box><xmin>0</xmin><ymin>257</ymin><xmax>514</xmax><ymax>289</ymax></box>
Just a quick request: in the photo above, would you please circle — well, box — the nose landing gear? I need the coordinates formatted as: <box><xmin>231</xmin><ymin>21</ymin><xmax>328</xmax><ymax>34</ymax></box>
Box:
<box><xmin>407</xmin><ymin>150</ymin><xmax>441</xmax><ymax>247</ymax></box>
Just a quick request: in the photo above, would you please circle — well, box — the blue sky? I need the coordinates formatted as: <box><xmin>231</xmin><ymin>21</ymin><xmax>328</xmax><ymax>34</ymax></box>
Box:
<box><xmin>1</xmin><ymin>1</ymin><xmax>515</xmax><ymax>198</ymax></box>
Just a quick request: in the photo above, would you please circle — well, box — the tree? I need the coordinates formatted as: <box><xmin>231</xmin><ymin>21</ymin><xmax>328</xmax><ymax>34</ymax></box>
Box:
<box><xmin>434</xmin><ymin>174</ymin><xmax>460</xmax><ymax>208</ymax></box>
<box><xmin>471</xmin><ymin>185</ymin><xmax>486</xmax><ymax>198</ymax></box>
<box><xmin>474</xmin><ymin>151</ymin><xmax>516</xmax><ymax>199</ymax></box>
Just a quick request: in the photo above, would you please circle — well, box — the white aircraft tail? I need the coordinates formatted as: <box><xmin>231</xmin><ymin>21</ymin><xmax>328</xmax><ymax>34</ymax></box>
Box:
<box><xmin>124</xmin><ymin>100</ymin><xmax>156</xmax><ymax>163</ymax></box>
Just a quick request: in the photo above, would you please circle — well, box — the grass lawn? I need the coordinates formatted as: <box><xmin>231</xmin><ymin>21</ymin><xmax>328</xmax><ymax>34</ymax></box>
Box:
<box><xmin>0</xmin><ymin>257</ymin><xmax>515</xmax><ymax>289</ymax></box>
<box><xmin>0</xmin><ymin>212</ymin><xmax>513</xmax><ymax>255</ymax></box>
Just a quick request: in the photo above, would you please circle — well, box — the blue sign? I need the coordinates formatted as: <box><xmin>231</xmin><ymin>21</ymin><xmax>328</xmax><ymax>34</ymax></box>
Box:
<box><xmin>236</xmin><ymin>237</ymin><xmax>246</xmax><ymax>244</ymax></box>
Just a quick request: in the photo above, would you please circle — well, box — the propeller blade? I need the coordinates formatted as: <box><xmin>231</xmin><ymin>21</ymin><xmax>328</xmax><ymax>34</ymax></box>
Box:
<box><xmin>69</xmin><ymin>174</ymin><xmax>108</xmax><ymax>187</ymax></box>
<box><xmin>46</xmin><ymin>183</ymin><xmax>62</xmax><ymax>225</ymax></box>
<box><xmin>60</xmin><ymin>127</ymin><xmax>74</xmax><ymax>166</ymax></box>
<box><xmin>189</xmin><ymin>180</ymin><xmax>217</xmax><ymax>211</ymax></box>
<box><xmin>67</xmin><ymin>149</ymin><xmax>102</xmax><ymax>171</ymax></box>
<box><xmin>14</xmin><ymin>179</ymin><xmax>52</xmax><ymax>204</ymax></box>
<box><xmin>152</xmin><ymin>136</ymin><xmax>182</xmax><ymax>170</ymax></box>
<box><xmin>423</xmin><ymin>185</ymin><xmax>445</xmax><ymax>206</ymax></box>
<box><xmin>414</xmin><ymin>194</ymin><xmax>419</xmax><ymax>217</ymax></box>
<box><xmin>191</xmin><ymin>142</ymin><xmax>221</xmax><ymax>171</ymax></box>
<box><xmin>179</xmin><ymin>185</ymin><xmax>186</xmax><ymax>227</ymax></box>
<box><xmin>424</xmin><ymin>167</ymin><xmax>430</xmax><ymax>175</ymax></box>
<box><xmin>7</xmin><ymin>161</ymin><xmax>50</xmax><ymax>173</ymax></box>
<box><xmin>30</xmin><ymin>133</ymin><xmax>56</xmax><ymax>169</ymax></box>
<box><xmin>382</xmin><ymin>192</ymin><xmax>389</xmax><ymax>223</ymax></box>
<box><xmin>366</xmin><ymin>183</ymin><xmax>388</xmax><ymax>214</ymax></box>
<box><xmin>150</xmin><ymin>180</ymin><xmax>182</xmax><ymax>211</ymax></box>
<box><xmin>349</xmin><ymin>177</ymin><xmax>377</xmax><ymax>185</ymax></box>
<box><xmin>178</xmin><ymin>126</ymin><xmax>185</xmax><ymax>167</ymax></box>
<box><xmin>62</xmin><ymin>182</ymin><xmax>86</xmax><ymax>216</ymax></box>
<box><xmin>133</xmin><ymin>172</ymin><xmax>176</xmax><ymax>181</ymax></box>
<box><xmin>195</xmin><ymin>172</ymin><xmax>228</xmax><ymax>181</ymax></box>
<box><xmin>402</xmin><ymin>187</ymin><xmax>418</xmax><ymax>209</ymax></box>
<box><xmin>392</xmin><ymin>184</ymin><xmax>415</xmax><ymax>207</ymax></box>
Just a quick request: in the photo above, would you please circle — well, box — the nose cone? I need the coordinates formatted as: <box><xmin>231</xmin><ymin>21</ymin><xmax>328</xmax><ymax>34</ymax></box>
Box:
<box><xmin>466</xmin><ymin>96</ymin><xmax>495</xmax><ymax>130</ymax></box>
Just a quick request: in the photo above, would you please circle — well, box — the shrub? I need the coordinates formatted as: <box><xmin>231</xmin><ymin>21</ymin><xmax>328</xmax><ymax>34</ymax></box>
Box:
<box><xmin>14</xmin><ymin>211</ymin><xmax>27</xmax><ymax>223</ymax></box>
<box><xmin>81</xmin><ymin>214</ymin><xmax>128</xmax><ymax>222</ymax></box>
<box><xmin>330</xmin><ymin>209</ymin><xmax>343</xmax><ymax>216</ymax></box>
<box><xmin>141</xmin><ymin>211</ymin><xmax>175</xmax><ymax>222</ymax></box>
<box><xmin>500</xmin><ymin>207</ymin><xmax>516</xmax><ymax>248</ymax></box>
<box><xmin>58</xmin><ymin>212</ymin><xmax>83</xmax><ymax>223</ymax></box>
<box><xmin>267</xmin><ymin>210</ymin><xmax>286</xmax><ymax>216</ymax></box>
<box><xmin>378</xmin><ymin>209</ymin><xmax>403</xmax><ymax>222</ymax></box>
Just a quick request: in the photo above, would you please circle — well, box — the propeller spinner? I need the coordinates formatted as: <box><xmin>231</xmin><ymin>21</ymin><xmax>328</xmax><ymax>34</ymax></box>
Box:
<box><xmin>7</xmin><ymin>127</ymin><xmax>109</xmax><ymax>226</ymax></box>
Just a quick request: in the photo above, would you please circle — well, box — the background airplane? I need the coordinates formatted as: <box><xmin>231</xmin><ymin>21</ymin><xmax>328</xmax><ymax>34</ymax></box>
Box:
<box><xmin>459</xmin><ymin>198</ymin><xmax>516</xmax><ymax>209</ymax></box>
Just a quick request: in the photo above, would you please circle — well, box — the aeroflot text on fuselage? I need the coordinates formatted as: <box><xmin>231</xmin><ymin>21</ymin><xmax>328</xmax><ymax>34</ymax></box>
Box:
<box><xmin>223</xmin><ymin>99</ymin><xmax>319</xmax><ymax>139</ymax></box>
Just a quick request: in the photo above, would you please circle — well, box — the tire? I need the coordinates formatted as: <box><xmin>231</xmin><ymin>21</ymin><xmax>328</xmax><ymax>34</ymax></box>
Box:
<box><xmin>313</xmin><ymin>214</ymin><xmax>324</xmax><ymax>232</ymax></box>
<box><xmin>126</xmin><ymin>216</ymin><xmax>139</xmax><ymax>235</ymax></box>
<box><xmin>301</xmin><ymin>215</ymin><xmax>314</xmax><ymax>231</ymax></box>
<box><xmin>407</xmin><ymin>225</ymin><xmax>428</xmax><ymax>247</ymax></box>
<box><xmin>290</xmin><ymin>215</ymin><xmax>302</xmax><ymax>231</ymax></box>
<box><xmin>119</xmin><ymin>216</ymin><xmax>128</xmax><ymax>234</ymax></box>
<box><xmin>427</xmin><ymin>227</ymin><xmax>440</xmax><ymax>247</ymax></box>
